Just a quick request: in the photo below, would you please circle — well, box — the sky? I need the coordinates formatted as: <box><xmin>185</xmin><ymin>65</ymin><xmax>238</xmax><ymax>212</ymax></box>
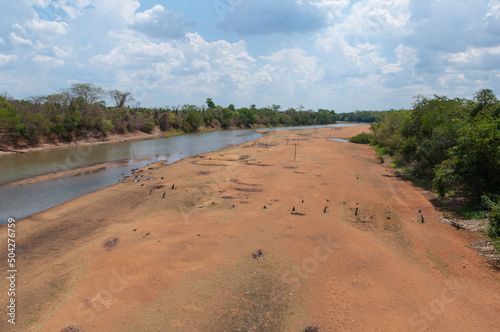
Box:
<box><xmin>0</xmin><ymin>0</ymin><xmax>499</xmax><ymax>112</ymax></box>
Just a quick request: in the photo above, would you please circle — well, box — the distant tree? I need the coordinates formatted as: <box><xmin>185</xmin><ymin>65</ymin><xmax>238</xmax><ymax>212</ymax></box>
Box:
<box><xmin>206</xmin><ymin>98</ymin><xmax>216</xmax><ymax>109</ymax></box>
<box><xmin>474</xmin><ymin>89</ymin><xmax>498</xmax><ymax>106</ymax></box>
<box><xmin>109</xmin><ymin>90</ymin><xmax>134</xmax><ymax>107</ymax></box>
<box><xmin>69</xmin><ymin>83</ymin><xmax>104</xmax><ymax>104</ymax></box>
<box><xmin>0</xmin><ymin>96</ymin><xmax>20</xmax><ymax>132</ymax></box>
<box><xmin>471</xmin><ymin>89</ymin><xmax>499</xmax><ymax>117</ymax></box>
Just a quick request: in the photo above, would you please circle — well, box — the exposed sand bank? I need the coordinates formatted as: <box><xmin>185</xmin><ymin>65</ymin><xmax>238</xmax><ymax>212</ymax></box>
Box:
<box><xmin>1</xmin><ymin>125</ymin><xmax>499</xmax><ymax>331</ymax></box>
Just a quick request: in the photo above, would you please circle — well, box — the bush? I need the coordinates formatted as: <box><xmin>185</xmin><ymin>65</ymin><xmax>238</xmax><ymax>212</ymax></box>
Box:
<box><xmin>488</xmin><ymin>204</ymin><xmax>500</xmax><ymax>238</ymax></box>
<box><xmin>349</xmin><ymin>132</ymin><xmax>372</xmax><ymax>144</ymax></box>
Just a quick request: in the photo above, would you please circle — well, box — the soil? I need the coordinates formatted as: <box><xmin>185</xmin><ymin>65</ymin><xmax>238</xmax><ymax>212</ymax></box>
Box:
<box><xmin>1</xmin><ymin>125</ymin><xmax>499</xmax><ymax>331</ymax></box>
<box><xmin>0</xmin><ymin>129</ymin><xmax>164</xmax><ymax>157</ymax></box>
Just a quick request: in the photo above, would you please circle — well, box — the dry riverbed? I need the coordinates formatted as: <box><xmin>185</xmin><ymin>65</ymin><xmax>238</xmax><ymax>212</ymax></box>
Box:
<box><xmin>1</xmin><ymin>125</ymin><xmax>499</xmax><ymax>331</ymax></box>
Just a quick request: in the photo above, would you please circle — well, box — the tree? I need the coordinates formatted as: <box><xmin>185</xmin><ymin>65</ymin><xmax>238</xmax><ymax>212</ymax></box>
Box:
<box><xmin>471</xmin><ymin>89</ymin><xmax>499</xmax><ymax>117</ymax></box>
<box><xmin>206</xmin><ymin>98</ymin><xmax>215</xmax><ymax>109</ymax></box>
<box><xmin>69</xmin><ymin>83</ymin><xmax>104</xmax><ymax>104</ymax></box>
<box><xmin>0</xmin><ymin>96</ymin><xmax>20</xmax><ymax>132</ymax></box>
<box><xmin>109</xmin><ymin>90</ymin><xmax>134</xmax><ymax>107</ymax></box>
<box><xmin>474</xmin><ymin>89</ymin><xmax>498</xmax><ymax>107</ymax></box>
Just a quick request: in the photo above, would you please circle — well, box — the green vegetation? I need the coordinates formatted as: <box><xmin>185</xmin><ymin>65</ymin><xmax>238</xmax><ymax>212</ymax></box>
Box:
<box><xmin>369</xmin><ymin>89</ymin><xmax>500</xmax><ymax>239</ymax></box>
<box><xmin>489</xmin><ymin>204</ymin><xmax>500</xmax><ymax>238</ymax></box>
<box><xmin>0</xmin><ymin>84</ymin><xmax>337</xmax><ymax>147</ymax></box>
<box><xmin>349</xmin><ymin>132</ymin><xmax>373</xmax><ymax>144</ymax></box>
<box><xmin>337</xmin><ymin>110</ymin><xmax>391</xmax><ymax>123</ymax></box>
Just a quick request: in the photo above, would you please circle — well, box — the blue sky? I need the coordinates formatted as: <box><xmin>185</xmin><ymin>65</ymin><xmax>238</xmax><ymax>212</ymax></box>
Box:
<box><xmin>0</xmin><ymin>0</ymin><xmax>499</xmax><ymax>112</ymax></box>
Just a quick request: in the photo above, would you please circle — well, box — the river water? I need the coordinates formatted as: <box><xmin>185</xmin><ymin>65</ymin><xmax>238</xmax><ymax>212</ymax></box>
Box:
<box><xmin>0</xmin><ymin>124</ymin><xmax>359</xmax><ymax>222</ymax></box>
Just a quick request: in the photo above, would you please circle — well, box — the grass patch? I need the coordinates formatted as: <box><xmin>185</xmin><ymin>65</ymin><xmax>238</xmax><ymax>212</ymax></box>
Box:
<box><xmin>457</xmin><ymin>207</ymin><xmax>489</xmax><ymax>220</ymax></box>
<box><xmin>374</xmin><ymin>145</ymin><xmax>388</xmax><ymax>156</ymax></box>
<box><xmin>492</xmin><ymin>238</ymin><xmax>500</xmax><ymax>252</ymax></box>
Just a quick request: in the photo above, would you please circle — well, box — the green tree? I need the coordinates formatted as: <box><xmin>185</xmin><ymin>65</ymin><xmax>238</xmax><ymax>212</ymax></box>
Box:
<box><xmin>0</xmin><ymin>96</ymin><xmax>20</xmax><ymax>132</ymax></box>
<box><xmin>206</xmin><ymin>98</ymin><xmax>216</xmax><ymax>109</ymax></box>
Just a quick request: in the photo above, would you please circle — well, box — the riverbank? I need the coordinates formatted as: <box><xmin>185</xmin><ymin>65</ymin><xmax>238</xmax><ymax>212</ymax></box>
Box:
<box><xmin>0</xmin><ymin>129</ymin><xmax>166</xmax><ymax>157</ymax></box>
<box><xmin>1</xmin><ymin>125</ymin><xmax>499</xmax><ymax>331</ymax></box>
<box><xmin>0</xmin><ymin>123</ymin><xmax>348</xmax><ymax>157</ymax></box>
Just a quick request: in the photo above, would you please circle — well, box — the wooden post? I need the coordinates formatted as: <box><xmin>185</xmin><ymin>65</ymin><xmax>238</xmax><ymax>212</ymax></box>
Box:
<box><xmin>294</xmin><ymin>143</ymin><xmax>297</xmax><ymax>161</ymax></box>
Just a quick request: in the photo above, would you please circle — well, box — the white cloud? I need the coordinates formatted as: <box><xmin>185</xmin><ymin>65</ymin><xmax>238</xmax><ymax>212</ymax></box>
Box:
<box><xmin>32</xmin><ymin>54</ymin><xmax>65</xmax><ymax>66</ymax></box>
<box><xmin>438</xmin><ymin>72</ymin><xmax>466</xmax><ymax>87</ymax></box>
<box><xmin>9</xmin><ymin>32</ymin><xmax>32</xmax><ymax>46</ymax></box>
<box><xmin>381</xmin><ymin>44</ymin><xmax>417</xmax><ymax>74</ymax></box>
<box><xmin>487</xmin><ymin>0</ymin><xmax>500</xmax><ymax>19</ymax></box>
<box><xmin>260</xmin><ymin>48</ymin><xmax>320</xmax><ymax>79</ymax></box>
<box><xmin>0</xmin><ymin>54</ymin><xmax>18</xmax><ymax>66</ymax></box>
<box><xmin>54</xmin><ymin>0</ymin><xmax>92</xmax><ymax>19</ymax></box>
<box><xmin>130</xmin><ymin>5</ymin><xmax>196</xmax><ymax>40</ymax></box>
<box><xmin>91</xmin><ymin>38</ymin><xmax>184</xmax><ymax>69</ymax></box>
<box><xmin>341</xmin><ymin>0</ymin><xmax>411</xmax><ymax>39</ymax></box>
<box><xmin>1</xmin><ymin>0</ymin><xmax>499</xmax><ymax>111</ymax></box>
<box><xmin>449</xmin><ymin>45</ymin><xmax>500</xmax><ymax>70</ymax></box>
<box><xmin>310</xmin><ymin>0</ymin><xmax>350</xmax><ymax>19</ymax></box>
<box><xmin>92</xmin><ymin>0</ymin><xmax>140</xmax><ymax>23</ymax></box>
<box><xmin>27</xmin><ymin>18</ymin><xmax>68</xmax><ymax>35</ymax></box>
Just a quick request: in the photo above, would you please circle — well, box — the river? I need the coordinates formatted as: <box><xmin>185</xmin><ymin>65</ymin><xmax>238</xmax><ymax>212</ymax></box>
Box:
<box><xmin>0</xmin><ymin>124</ymin><xmax>360</xmax><ymax>222</ymax></box>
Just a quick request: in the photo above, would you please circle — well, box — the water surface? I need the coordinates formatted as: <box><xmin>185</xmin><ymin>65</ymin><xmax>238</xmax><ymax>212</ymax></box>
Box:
<box><xmin>0</xmin><ymin>124</ymin><xmax>362</xmax><ymax>222</ymax></box>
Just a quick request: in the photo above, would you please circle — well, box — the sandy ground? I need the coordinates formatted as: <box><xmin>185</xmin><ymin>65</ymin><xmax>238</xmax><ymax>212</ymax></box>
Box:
<box><xmin>1</xmin><ymin>125</ymin><xmax>499</xmax><ymax>332</ymax></box>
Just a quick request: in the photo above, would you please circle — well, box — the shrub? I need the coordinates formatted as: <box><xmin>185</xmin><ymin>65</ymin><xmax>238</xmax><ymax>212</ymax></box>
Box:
<box><xmin>488</xmin><ymin>203</ymin><xmax>500</xmax><ymax>238</ymax></box>
<box><xmin>349</xmin><ymin>132</ymin><xmax>372</xmax><ymax>144</ymax></box>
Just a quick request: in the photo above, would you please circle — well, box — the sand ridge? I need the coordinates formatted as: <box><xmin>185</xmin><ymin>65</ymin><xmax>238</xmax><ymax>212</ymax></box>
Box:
<box><xmin>1</xmin><ymin>125</ymin><xmax>499</xmax><ymax>331</ymax></box>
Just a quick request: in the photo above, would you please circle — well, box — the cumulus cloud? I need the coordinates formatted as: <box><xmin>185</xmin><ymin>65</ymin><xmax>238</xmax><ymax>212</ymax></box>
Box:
<box><xmin>92</xmin><ymin>0</ymin><xmax>140</xmax><ymax>23</ymax></box>
<box><xmin>90</xmin><ymin>38</ymin><xmax>184</xmax><ymax>69</ymax></box>
<box><xmin>53</xmin><ymin>0</ymin><xmax>93</xmax><ymax>19</ymax></box>
<box><xmin>217</xmin><ymin>0</ymin><xmax>328</xmax><ymax>35</ymax></box>
<box><xmin>27</xmin><ymin>18</ymin><xmax>68</xmax><ymax>35</ymax></box>
<box><xmin>32</xmin><ymin>54</ymin><xmax>65</xmax><ymax>66</ymax></box>
<box><xmin>130</xmin><ymin>5</ymin><xmax>196</xmax><ymax>40</ymax></box>
<box><xmin>9</xmin><ymin>32</ymin><xmax>32</xmax><ymax>46</ymax></box>
<box><xmin>310</xmin><ymin>0</ymin><xmax>350</xmax><ymax>20</ymax></box>
<box><xmin>0</xmin><ymin>54</ymin><xmax>18</xmax><ymax>66</ymax></box>
<box><xmin>449</xmin><ymin>45</ymin><xmax>500</xmax><ymax>71</ymax></box>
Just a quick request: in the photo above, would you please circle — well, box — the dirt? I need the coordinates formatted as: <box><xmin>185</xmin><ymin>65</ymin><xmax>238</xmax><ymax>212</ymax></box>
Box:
<box><xmin>0</xmin><ymin>129</ymin><xmax>169</xmax><ymax>157</ymax></box>
<box><xmin>1</xmin><ymin>125</ymin><xmax>499</xmax><ymax>331</ymax></box>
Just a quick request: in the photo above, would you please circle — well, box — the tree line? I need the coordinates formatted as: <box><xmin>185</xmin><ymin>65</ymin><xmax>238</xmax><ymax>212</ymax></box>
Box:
<box><xmin>354</xmin><ymin>89</ymin><xmax>499</xmax><ymax>239</ymax></box>
<box><xmin>0</xmin><ymin>83</ymin><xmax>337</xmax><ymax>147</ymax></box>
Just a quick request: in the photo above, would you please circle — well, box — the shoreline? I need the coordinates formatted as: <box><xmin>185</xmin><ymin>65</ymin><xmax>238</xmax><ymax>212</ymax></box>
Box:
<box><xmin>2</xmin><ymin>124</ymin><xmax>498</xmax><ymax>331</ymax></box>
<box><xmin>0</xmin><ymin>122</ymin><xmax>357</xmax><ymax>157</ymax></box>
<box><xmin>0</xmin><ymin>123</ymin><xmax>352</xmax><ymax>189</ymax></box>
<box><xmin>0</xmin><ymin>129</ymin><xmax>166</xmax><ymax>157</ymax></box>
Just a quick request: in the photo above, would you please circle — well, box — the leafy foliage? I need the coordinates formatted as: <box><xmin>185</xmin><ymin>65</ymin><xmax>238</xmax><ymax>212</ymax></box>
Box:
<box><xmin>489</xmin><ymin>204</ymin><xmax>500</xmax><ymax>238</ymax></box>
<box><xmin>0</xmin><ymin>84</ymin><xmax>338</xmax><ymax>147</ymax></box>
<box><xmin>369</xmin><ymin>90</ymin><xmax>500</xmax><ymax>240</ymax></box>
<box><xmin>371</xmin><ymin>91</ymin><xmax>500</xmax><ymax>197</ymax></box>
<box><xmin>349</xmin><ymin>132</ymin><xmax>373</xmax><ymax>144</ymax></box>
